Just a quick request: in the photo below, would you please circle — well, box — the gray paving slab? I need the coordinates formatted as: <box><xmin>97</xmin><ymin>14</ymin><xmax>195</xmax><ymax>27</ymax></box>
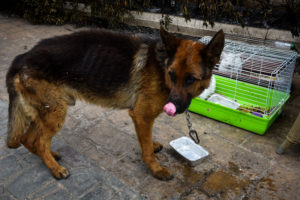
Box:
<box><xmin>0</xmin><ymin>125</ymin><xmax>7</xmax><ymax>137</ymax></box>
<box><xmin>0</xmin><ymin>184</ymin><xmax>3</xmax><ymax>194</ymax></box>
<box><xmin>7</xmin><ymin>165</ymin><xmax>52</xmax><ymax>199</ymax></box>
<box><xmin>0</xmin><ymin>155</ymin><xmax>22</xmax><ymax>181</ymax></box>
<box><xmin>31</xmin><ymin>183</ymin><xmax>59</xmax><ymax>199</ymax></box>
<box><xmin>56</xmin><ymin>145</ymin><xmax>92</xmax><ymax>169</ymax></box>
<box><xmin>44</xmin><ymin>190</ymin><xmax>73</xmax><ymax>200</ymax></box>
<box><xmin>0</xmin><ymin>193</ymin><xmax>14</xmax><ymax>200</ymax></box>
<box><xmin>60</xmin><ymin>167</ymin><xmax>106</xmax><ymax>197</ymax></box>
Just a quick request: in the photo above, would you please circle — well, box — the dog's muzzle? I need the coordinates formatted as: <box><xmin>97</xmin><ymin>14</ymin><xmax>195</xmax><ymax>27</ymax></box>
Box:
<box><xmin>164</xmin><ymin>94</ymin><xmax>192</xmax><ymax>116</ymax></box>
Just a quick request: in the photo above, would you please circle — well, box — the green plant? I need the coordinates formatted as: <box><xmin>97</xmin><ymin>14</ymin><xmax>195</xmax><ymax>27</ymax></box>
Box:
<box><xmin>89</xmin><ymin>0</ymin><xmax>131</xmax><ymax>27</ymax></box>
<box><xmin>22</xmin><ymin>0</ymin><xmax>66</xmax><ymax>24</ymax></box>
<box><xmin>2</xmin><ymin>0</ymin><xmax>299</xmax><ymax>36</ymax></box>
<box><xmin>197</xmin><ymin>0</ymin><xmax>244</xmax><ymax>27</ymax></box>
<box><xmin>13</xmin><ymin>0</ymin><xmax>144</xmax><ymax>27</ymax></box>
<box><xmin>160</xmin><ymin>14</ymin><xmax>173</xmax><ymax>30</ymax></box>
<box><xmin>284</xmin><ymin>0</ymin><xmax>299</xmax><ymax>36</ymax></box>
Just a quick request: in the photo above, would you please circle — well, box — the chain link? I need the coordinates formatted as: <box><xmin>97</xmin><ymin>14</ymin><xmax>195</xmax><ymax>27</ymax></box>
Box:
<box><xmin>185</xmin><ymin>110</ymin><xmax>200</xmax><ymax>144</ymax></box>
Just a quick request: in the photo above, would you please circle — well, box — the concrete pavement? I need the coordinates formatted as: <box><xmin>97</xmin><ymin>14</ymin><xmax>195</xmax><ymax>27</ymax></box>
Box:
<box><xmin>0</xmin><ymin>14</ymin><xmax>300</xmax><ymax>200</ymax></box>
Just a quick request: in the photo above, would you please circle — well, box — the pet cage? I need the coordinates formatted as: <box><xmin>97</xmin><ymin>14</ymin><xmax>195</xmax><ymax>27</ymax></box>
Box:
<box><xmin>189</xmin><ymin>36</ymin><xmax>298</xmax><ymax>134</ymax></box>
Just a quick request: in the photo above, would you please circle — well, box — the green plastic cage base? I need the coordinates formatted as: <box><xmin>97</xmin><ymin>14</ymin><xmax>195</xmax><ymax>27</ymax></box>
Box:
<box><xmin>188</xmin><ymin>75</ymin><xmax>289</xmax><ymax>135</ymax></box>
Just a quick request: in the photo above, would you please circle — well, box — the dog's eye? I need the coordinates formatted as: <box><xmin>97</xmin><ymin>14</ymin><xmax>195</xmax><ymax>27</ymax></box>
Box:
<box><xmin>168</xmin><ymin>71</ymin><xmax>176</xmax><ymax>84</ymax></box>
<box><xmin>185</xmin><ymin>76</ymin><xmax>196</xmax><ymax>86</ymax></box>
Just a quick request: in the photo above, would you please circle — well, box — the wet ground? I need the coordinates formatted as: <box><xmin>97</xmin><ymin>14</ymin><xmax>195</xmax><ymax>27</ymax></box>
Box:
<box><xmin>0</xmin><ymin>14</ymin><xmax>300</xmax><ymax>200</ymax></box>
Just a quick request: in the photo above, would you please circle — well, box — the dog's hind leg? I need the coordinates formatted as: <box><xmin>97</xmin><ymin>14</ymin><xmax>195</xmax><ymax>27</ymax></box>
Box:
<box><xmin>21</xmin><ymin>113</ymin><xmax>69</xmax><ymax>179</ymax></box>
<box><xmin>37</xmin><ymin>106</ymin><xmax>69</xmax><ymax>179</ymax></box>
<box><xmin>15</xmin><ymin>76</ymin><xmax>70</xmax><ymax>179</ymax></box>
<box><xmin>20</xmin><ymin>99</ymin><xmax>69</xmax><ymax>179</ymax></box>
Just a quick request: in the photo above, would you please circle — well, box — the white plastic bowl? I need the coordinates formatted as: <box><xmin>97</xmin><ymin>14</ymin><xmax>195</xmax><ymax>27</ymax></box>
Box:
<box><xmin>170</xmin><ymin>136</ymin><xmax>209</xmax><ymax>165</ymax></box>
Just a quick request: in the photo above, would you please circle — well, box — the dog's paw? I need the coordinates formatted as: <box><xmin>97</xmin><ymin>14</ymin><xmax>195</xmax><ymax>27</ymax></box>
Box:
<box><xmin>51</xmin><ymin>151</ymin><xmax>61</xmax><ymax>161</ymax></box>
<box><xmin>153</xmin><ymin>142</ymin><xmax>163</xmax><ymax>153</ymax></box>
<box><xmin>152</xmin><ymin>167</ymin><xmax>174</xmax><ymax>181</ymax></box>
<box><xmin>7</xmin><ymin>139</ymin><xmax>21</xmax><ymax>149</ymax></box>
<box><xmin>52</xmin><ymin>166</ymin><xmax>70</xmax><ymax>179</ymax></box>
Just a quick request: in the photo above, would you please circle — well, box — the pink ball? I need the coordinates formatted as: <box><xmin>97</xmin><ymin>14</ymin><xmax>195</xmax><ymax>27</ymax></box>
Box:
<box><xmin>163</xmin><ymin>102</ymin><xmax>176</xmax><ymax>117</ymax></box>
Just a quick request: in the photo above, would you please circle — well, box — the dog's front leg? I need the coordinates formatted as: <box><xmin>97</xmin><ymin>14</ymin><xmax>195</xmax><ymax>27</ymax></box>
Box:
<box><xmin>129</xmin><ymin>104</ymin><xmax>173</xmax><ymax>181</ymax></box>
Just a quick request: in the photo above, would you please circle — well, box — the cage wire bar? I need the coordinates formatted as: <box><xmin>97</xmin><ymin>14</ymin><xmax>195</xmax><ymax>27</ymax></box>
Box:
<box><xmin>199</xmin><ymin>36</ymin><xmax>297</xmax><ymax>118</ymax></box>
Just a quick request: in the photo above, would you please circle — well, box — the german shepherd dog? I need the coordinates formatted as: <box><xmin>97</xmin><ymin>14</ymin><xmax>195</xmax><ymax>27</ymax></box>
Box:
<box><xmin>6</xmin><ymin>27</ymin><xmax>224</xmax><ymax>180</ymax></box>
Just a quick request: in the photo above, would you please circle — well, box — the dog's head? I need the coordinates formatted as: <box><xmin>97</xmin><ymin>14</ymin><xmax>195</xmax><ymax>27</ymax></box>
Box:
<box><xmin>160</xmin><ymin>27</ymin><xmax>225</xmax><ymax>115</ymax></box>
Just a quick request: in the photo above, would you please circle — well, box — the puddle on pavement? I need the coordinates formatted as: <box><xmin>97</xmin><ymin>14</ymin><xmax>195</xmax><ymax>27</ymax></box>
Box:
<box><xmin>228</xmin><ymin>161</ymin><xmax>242</xmax><ymax>174</ymax></box>
<box><xmin>203</xmin><ymin>170</ymin><xmax>250</xmax><ymax>197</ymax></box>
<box><xmin>171</xmin><ymin>155</ymin><xmax>205</xmax><ymax>194</ymax></box>
<box><xmin>173</xmin><ymin>163</ymin><xmax>204</xmax><ymax>185</ymax></box>
<box><xmin>169</xmin><ymin>149</ymin><xmax>251</xmax><ymax>198</ymax></box>
<box><xmin>257</xmin><ymin>177</ymin><xmax>277</xmax><ymax>192</ymax></box>
<box><xmin>254</xmin><ymin>175</ymin><xmax>278</xmax><ymax>199</ymax></box>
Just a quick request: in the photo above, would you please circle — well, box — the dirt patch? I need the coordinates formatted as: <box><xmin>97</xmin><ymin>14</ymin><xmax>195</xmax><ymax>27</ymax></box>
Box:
<box><xmin>203</xmin><ymin>170</ymin><xmax>250</xmax><ymax>197</ymax></box>
<box><xmin>258</xmin><ymin>177</ymin><xmax>277</xmax><ymax>192</ymax></box>
<box><xmin>173</xmin><ymin>163</ymin><xmax>204</xmax><ymax>186</ymax></box>
<box><xmin>168</xmin><ymin>149</ymin><xmax>205</xmax><ymax>186</ymax></box>
<box><xmin>228</xmin><ymin>161</ymin><xmax>242</xmax><ymax>174</ymax></box>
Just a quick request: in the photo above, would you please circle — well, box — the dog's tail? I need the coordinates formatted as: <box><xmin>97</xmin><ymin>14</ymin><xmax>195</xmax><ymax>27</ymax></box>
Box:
<box><xmin>6</xmin><ymin>53</ymin><xmax>30</xmax><ymax>148</ymax></box>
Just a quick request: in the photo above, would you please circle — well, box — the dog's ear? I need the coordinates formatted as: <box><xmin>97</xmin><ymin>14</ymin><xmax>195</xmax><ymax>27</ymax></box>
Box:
<box><xmin>160</xmin><ymin>26</ymin><xmax>180</xmax><ymax>56</ymax></box>
<box><xmin>202</xmin><ymin>30</ymin><xmax>225</xmax><ymax>69</ymax></box>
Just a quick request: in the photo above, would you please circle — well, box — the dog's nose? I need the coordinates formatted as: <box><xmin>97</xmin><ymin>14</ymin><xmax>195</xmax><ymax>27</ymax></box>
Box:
<box><xmin>174</xmin><ymin>102</ymin><xmax>187</xmax><ymax>114</ymax></box>
<box><xmin>167</xmin><ymin>94</ymin><xmax>192</xmax><ymax>115</ymax></box>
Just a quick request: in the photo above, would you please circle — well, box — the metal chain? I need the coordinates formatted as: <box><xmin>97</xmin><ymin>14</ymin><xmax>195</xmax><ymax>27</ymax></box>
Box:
<box><xmin>185</xmin><ymin>110</ymin><xmax>200</xmax><ymax>144</ymax></box>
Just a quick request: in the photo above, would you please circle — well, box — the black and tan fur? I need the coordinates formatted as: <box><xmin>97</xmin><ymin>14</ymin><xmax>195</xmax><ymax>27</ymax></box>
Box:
<box><xmin>6</xmin><ymin>27</ymin><xmax>224</xmax><ymax>180</ymax></box>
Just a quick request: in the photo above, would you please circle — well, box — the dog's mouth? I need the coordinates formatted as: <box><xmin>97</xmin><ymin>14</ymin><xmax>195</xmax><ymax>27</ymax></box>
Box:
<box><xmin>163</xmin><ymin>94</ymin><xmax>192</xmax><ymax>117</ymax></box>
